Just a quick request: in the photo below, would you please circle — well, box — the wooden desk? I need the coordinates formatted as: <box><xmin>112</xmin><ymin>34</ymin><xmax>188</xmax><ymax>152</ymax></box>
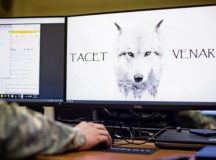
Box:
<box><xmin>35</xmin><ymin>142</ymin><xmax>196</xmax><ymax>160</ymax></box>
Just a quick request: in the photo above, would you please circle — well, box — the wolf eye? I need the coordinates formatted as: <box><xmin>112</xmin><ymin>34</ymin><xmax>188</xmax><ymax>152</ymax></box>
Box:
<box><xmin>144</xmin><ymin>51</ymin><xmax>151</xmax><ymax>57</ymax></box>
<box><xmin>154</xmin><ymin>52</ymin><xmax>160</xmax><ymax>56</ymax></box>
<box><xmin>119</xmin><ymin>52</ymin><xmax>126</xmax><ymax>56</ymax></box>
<box><xmin>127</xmin><ymin>52</ymin><xmax>134</xmax><ymax>57</ymax></box>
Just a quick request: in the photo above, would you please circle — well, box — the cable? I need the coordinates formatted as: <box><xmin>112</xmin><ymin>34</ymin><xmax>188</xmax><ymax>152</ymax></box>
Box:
<box><xmin>56</xmin><ymin>116</ymin><xmax>87</xmax><ymax>124</ymax></box>
<box><xmin>117</xmin><ymin>126</ymin><xmax>175</xmax><ymax>146</ymax></box>
<box><xmin>150</xmin><ymin>126</ymin><xmax>175</xmax><ymax>141</ymax></box>
<box><xmin>129</xmin><ymin>109</ymin><xmax>160</xmax><ymax>119</ymax></box>
<box><xmin>94</xmin><ymin>107</ymin><xmax>165</xmax><ymax>145</ymax></box>
<box><xmin>57</xmin><ymin>107</ymin><xmax>174</xmax><ymax>146</ymax></box>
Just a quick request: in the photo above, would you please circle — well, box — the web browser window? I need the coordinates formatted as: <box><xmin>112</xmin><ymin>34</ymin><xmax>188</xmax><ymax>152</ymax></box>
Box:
<box><xmin>0</xmin><ymin>25</ymin><xmax>11</xmax><ymax>78</ymax></box>
<box><xmin>1</xmin><ymin>24</ymin><xmax>40</xmax><ymax>96</ymax></box>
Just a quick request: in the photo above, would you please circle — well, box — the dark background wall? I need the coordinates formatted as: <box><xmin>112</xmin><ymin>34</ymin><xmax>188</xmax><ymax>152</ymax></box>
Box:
<box><xmin>0</xmin><ymin>0</ymin><xmax>215</xmax><ymax>17</ymax></box>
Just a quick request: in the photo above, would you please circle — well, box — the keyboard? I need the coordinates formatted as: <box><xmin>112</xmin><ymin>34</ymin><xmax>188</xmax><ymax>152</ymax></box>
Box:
<box><xmin>91</xmin><ymin>146</ymin><xmax>158</xmax><ymax>154</ymax></box>
<box><xmin>155</xmin><ymin>129</ymin><xmax>216</xmax><ymax>149</ymax></box>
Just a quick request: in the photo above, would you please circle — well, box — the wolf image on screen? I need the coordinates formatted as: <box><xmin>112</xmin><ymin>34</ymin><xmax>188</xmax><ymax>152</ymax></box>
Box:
<box><xmin>114</xmin><ymin>19</ymin><xmax>164</xmax><ymax>99</ymax></box>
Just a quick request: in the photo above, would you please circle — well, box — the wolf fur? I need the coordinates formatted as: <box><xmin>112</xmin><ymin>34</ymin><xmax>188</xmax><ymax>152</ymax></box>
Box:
<box><xmin>114</xmin><ymin>20</ymin><xmax>163</xmax><ymax>99</ymax></box>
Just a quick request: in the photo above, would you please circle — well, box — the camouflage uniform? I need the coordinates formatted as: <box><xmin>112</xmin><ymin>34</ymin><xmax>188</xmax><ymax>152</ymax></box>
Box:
<box><xmin>138</xmin><ymin>110</ymin><xmax>216</xmax><ymax>129</ymax></box>
<box><xmin>0</xmin><ymin>100</ymin><xmax>86</xmax><ymax>160</ymax></box>
<box><xmin>173</xmin><ymin>110</ymin><xmax>216</xmax><ymax>129</ymax></box>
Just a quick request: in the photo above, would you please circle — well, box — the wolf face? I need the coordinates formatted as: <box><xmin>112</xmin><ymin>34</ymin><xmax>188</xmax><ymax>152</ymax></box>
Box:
<box><xmin>114</xmin><ymin>20</ymin><xmax>163</xmax><ymax>99</ymax></box>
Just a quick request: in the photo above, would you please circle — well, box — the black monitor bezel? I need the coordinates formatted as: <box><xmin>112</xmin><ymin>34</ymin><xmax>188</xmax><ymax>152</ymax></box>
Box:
<box><xmin>65</xmin><ymin>4</ymin><xmax>216</xmax><ymax>110</ymax></box>
<box><xmin>0</xmin><ymin>16</ymin><xmax>67</xmax><ymax>107</ymax></box>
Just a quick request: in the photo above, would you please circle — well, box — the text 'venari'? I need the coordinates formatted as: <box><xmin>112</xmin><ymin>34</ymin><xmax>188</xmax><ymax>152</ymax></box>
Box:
<box><xmin>173</xmin><ymin>49</ymin><xmax>215</xmax><ymax>59</ymax></box>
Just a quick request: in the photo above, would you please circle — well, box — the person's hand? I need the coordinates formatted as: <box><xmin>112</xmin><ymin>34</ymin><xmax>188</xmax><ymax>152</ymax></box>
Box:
<box><xmin>74</xmin><ymin>121</ymin><xmax>112</xmax><ymax>150</ymax></box>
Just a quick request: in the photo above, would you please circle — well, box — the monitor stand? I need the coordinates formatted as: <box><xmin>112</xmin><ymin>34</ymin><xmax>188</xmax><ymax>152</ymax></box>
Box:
<box><xmin>92</xmin><ymin>109</ymin><xmax>98</xmax><ymax>121</ymax></box>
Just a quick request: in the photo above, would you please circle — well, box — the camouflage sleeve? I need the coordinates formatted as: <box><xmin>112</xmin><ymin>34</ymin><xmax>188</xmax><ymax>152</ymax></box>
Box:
<box><xmin>0</xmin><ymin>100</ymin><xmax>86</xmax><ymax>160</ymax></box>
<box><xmin>173</xmin><ymin>110</ymin><xmax>216</xmax><ymax>129</ymax></box>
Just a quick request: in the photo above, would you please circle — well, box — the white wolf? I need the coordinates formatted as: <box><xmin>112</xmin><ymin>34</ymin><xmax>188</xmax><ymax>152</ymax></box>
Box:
<box><xmin>114</xmin><ymin>19</ymin><xmax>164</xmax><ymax>99</ymax></box>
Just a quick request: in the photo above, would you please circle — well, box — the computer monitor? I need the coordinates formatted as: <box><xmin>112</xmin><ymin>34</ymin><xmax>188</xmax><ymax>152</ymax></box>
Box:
<box><xmin>66</xmin><ymin>5</ymin><xmax>216</xmax><ymax>109</ymax></box>
<box><xmin>0</xmin><ymin>17</ymin><xmax>65</xmax><ymax>104</ymax></box>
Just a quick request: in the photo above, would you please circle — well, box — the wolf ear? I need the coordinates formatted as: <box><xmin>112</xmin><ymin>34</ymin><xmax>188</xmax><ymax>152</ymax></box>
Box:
<box><xmin>155</xmin><ymin>19</ymin><xmax>163</xmax><ymax>34</ymax></box>
<box><xmin>114</xmin><ymin>22</ymin><xmax>122</xmax><ymax>35</ymax></box>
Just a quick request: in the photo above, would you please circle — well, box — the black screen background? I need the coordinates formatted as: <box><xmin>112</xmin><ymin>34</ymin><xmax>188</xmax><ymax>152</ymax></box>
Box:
<box><xmin>38</xmin><ymin>23</ymin><xmax>65</xmax><ymax>102</ymax></box>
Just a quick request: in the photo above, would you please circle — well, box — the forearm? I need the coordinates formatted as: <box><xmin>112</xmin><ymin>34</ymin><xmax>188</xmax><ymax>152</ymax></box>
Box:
<box><xmin>0</xmin><ymin>101</ymin><xmax>85</xmax><ymax>160</ymax></box>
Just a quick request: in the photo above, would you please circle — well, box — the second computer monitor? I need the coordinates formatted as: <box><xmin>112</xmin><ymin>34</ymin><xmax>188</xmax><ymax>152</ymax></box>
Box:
<box><xmin>0</xmin><ymin>17</ymin><xmax>65</xmax><ymax>103</ymax></box>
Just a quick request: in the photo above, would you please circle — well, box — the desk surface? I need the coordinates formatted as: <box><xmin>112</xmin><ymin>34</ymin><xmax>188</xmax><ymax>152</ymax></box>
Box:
<box><xmin>35</xmin><ymin>142</ymin><xmax>196</xmax><ymax>160</ymax></box>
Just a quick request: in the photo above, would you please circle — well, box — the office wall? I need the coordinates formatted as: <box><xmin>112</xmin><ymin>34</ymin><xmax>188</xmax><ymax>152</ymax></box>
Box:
<box><xmin>12</xmin><ymin>0</ymin><xmax>216</xmax><ymax>17</ymax></box>
<box><xmin>0</xmin><ymin>0</ymin><xmax>13</xmax><ymax>16</ymax></box>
